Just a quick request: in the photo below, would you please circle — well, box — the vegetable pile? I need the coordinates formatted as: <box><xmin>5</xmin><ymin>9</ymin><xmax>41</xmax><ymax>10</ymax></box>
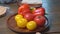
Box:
<box><xmin>15</xmin><ymin>4</ymin><xmax>46</xmax><ymax>30</ymax></box>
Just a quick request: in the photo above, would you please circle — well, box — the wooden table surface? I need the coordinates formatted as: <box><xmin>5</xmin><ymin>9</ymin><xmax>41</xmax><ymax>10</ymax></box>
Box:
<box><xmin>0</xmin><ymin>0</ymin><xmax>60</xmax><ymax>34</ymax></box>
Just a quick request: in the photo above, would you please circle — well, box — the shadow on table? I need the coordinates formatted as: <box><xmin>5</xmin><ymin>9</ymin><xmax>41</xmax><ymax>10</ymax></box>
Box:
<box><xmin>0</xmin><ymin>13</ymin><xmax>6</xmax><ymax>18</ymax></box>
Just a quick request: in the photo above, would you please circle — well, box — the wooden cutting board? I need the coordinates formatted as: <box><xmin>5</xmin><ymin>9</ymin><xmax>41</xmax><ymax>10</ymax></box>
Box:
<box><xmin>0</xmin><ymin>6</ymin><xmax>7</xmax><ymax>16</ymax></box>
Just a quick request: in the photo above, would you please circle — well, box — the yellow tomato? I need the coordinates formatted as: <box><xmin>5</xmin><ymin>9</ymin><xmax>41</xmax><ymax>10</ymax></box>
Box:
<box><xmin>26</xmin><ymin>21</ymin><xmax>37</xmax><ymax>30</ymax></box>
<box><xmin>17</xmin><ymin>18</ymin><xmax>27</xmax><ymax>28</ymax></box>
<box><xmin>15</xmin><ymin>14</ymin><xmax>23</xmax><ymax>21</ymax></box>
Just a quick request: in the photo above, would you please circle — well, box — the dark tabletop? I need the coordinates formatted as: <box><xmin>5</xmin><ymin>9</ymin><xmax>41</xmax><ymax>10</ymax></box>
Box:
<box><xmin>0</xmin><ymin>0</ymin><xmax>60</xmax><ymax>34</ymax></box>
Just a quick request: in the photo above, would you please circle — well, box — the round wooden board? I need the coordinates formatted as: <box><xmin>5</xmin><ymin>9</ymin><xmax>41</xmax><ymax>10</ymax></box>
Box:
<box><xmin>7</xmin><ymin>13</ymin><xmax>49</xmax><ymax>34</ymax></box>
<box><xmin>0</xmin><ymin>6</ymin><xmax>7</xmax><ymax>16</ymax></box>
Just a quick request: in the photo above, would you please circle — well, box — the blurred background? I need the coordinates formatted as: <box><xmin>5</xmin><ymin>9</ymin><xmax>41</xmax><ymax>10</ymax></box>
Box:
<box><xmin>0</xmin><ymin>0</ymin><xmax>60</xmax><ymax>34</ymax></box>
<box><xmin>0</xmin><ymin>0</ymin><xmax>16</xmax><ymax>4</ymax></box>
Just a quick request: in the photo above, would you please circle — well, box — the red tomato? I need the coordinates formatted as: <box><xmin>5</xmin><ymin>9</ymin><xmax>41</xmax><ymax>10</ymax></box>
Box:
<box><xmin>24</xmin><ymin>13</ymin><xmax>34</xmax><ymax>21</ymax></box>
<box><xmin>33</xmin><ymin>7</ymin><xmax>45</xmax><ymax>16</ymax></box>
<box><xmin>18</xmin><ymin>9</ymin><xmax>31</xmax><ymax>16</ymax></box>
<box><xmin>18</xmin><ymin>4</ymin><xmax>30</xmax><ymax>14</ymax></box>
<box><xmin>34</xmin><ymin>16</ymin><xmax>46</xmax><ymax>26</ymax></box>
